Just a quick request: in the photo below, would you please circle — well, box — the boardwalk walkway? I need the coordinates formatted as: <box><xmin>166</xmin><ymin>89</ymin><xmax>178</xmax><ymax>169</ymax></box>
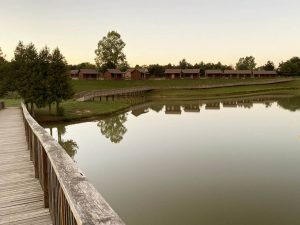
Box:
<box><xmin>0</xmin><ymin>108</ymin><xmax>52</xmax><ymax>225</ymax></box>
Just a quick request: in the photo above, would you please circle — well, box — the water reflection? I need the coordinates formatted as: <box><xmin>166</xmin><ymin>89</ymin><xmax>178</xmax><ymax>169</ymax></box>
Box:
<box><xmin>97</xmin><ymin>114</ymin><xmax>128</xmax><ymax>144</ymax></box>
<box><xmin>48</xmin><ymin>125</ymin><xmax>78</xmax><ymax>158</ymax></box>
<box><xmin>45</xmin><ymin>95</ymin><xmax>300</xmax><ymax>150</ymax></box>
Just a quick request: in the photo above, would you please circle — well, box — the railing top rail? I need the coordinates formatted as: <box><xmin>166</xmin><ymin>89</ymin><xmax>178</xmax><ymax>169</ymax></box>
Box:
<box><xmin>21</xmin><ymin>103</ymin><xmax>125</xmax><ymax>225</ymax></box>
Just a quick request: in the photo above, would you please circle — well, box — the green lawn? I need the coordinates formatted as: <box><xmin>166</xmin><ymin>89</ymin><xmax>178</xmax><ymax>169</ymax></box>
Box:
<box><xmin>148</xmin><ymin>80</ymin><xmax>300</xmax><ymax>99</ymax></box>
<box><xmin>0</xmin><ymin>98</ymin><xmax>21</xmax><ymax>107</ymax></box>
<box><xmin>71</xmin><ymin>78</ymin><xmax>289</xmax><ymax>93</ymax></box>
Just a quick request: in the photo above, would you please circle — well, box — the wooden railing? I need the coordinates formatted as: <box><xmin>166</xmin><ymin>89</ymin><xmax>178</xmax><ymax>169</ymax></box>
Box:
<box><xmin>22</xmin><ymin>103</ymin><xmax>125</xmax><ymax>225</ymax></box>
<box><xmin>0</xmin><ymin>101</ymin><xmax>4</xmax><ymax>110</ymax></box>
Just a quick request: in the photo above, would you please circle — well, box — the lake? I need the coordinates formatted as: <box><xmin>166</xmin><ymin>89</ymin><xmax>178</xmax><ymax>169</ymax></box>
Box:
<box><xmin>45</xmin><ymin>95</ymin><xmax>300</xmax><ymax>225</ymax></box>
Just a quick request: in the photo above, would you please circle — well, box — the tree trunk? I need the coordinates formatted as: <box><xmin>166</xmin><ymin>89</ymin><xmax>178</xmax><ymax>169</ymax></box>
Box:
<box><xmin>48</xmin><ymin>103</ymin><xmax>51</xmax><ymax>112</ymax></box>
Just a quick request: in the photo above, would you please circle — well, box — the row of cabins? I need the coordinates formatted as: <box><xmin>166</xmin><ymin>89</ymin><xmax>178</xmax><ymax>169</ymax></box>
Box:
<box><xmin>205</xmin><ymin>70</ymin><xmax>277</xmax><ymax>78</ymax></box>
<box><xmin>70</xmin><ymin>68</ymin><xmax>277</xmax><ymax>80</ymax></box>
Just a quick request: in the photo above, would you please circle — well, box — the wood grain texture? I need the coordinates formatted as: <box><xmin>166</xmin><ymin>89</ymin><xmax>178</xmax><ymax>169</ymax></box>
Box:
<box><xmin>0</xmin><ymin>108</ymin><xmax>52</xmax><ymax>225</ymax></box>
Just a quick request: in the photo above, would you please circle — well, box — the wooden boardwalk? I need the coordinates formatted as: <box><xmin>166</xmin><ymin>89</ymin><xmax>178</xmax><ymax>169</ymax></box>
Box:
<box><xmin>0</xmin><ymin>108</ymin><xmax>52</xmax><ymax>225</ymax></box>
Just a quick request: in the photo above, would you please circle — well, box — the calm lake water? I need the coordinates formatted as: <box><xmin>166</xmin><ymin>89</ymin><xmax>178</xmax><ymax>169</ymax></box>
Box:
<box><xmin>45</xmin><ymin>95</ymin><xmax>300</xmax><ymax>225</ymax></box>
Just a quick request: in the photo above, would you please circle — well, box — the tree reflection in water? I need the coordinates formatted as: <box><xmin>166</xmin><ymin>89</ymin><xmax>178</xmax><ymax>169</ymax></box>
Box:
<box><xmin>97</xmin><ymin>113</ymin><xmax>128</xmax><ymax>143</ymax></box>
<box><xmin>277</xmin><ymin>96</ymin><xmax>300</xmax><ymax>112</ymax></box>
<box><xmin>56</xmin><ymin>125</ymin><xmax>78</xmax><ymax>159</ymax></box>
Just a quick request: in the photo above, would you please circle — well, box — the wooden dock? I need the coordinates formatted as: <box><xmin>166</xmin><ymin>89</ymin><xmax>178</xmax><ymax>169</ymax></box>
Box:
<box><xmin>0</xmin><ymin>108</ymin><xmax>52</xmax><ymax>225</ymax></box>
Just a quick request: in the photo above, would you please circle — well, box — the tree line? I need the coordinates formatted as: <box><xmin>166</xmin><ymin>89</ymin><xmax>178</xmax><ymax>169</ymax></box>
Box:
<box><xmin>90</xmin><ymin>31</ymin><xmax>300</xmax><ymax>76</ymax></box>
<box><xmin>0</xmin><ymin>42</ymin><xmax>73</xmax><ymax>113</ymax></box>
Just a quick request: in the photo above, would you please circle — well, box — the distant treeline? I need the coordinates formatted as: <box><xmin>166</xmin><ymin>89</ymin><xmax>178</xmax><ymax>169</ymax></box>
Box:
<box><xmin>68</xmin><ymin>57</ymin><xmax>300</xmax><ymax>77</ymax></box>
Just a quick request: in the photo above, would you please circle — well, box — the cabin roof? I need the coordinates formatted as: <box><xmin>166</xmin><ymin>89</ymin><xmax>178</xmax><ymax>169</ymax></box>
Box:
<box><xmin>165</xmin><ymin>69</ymin><xmax>182</xmax><ymax>74</ymax></box>
<box><xmin>224</xmin><ymin>70</ymin><xmax>252</xmax><ymax>74</ymax></box>
<box><xmin>205</xmin><ymin>70</ymin><xmax>223</xmax><ymax>74</ymax></box>
<box><xmin>253</xmin><ymin>70</ymin><xmax>277</xmax><ymax>74</ymax></box>
<box><xmin>182</xmin><ymin>69</ymin><xmax>200</xmax><ymax>74</ymax></box>
<box><xmin>126</xmin><ymin>68</ymin><xmax>149</xmax><ymax>74</ymax></box>
<box><xmin>79</xmin><ymin>69</ymin><xmax>98</xmax><ymax>74</ymax></box>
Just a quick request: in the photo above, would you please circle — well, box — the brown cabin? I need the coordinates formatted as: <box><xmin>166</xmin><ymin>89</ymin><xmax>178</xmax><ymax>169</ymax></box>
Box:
<box><xmin>205</xmin><ymin>70</ymin><xmax>223</xmax><ymax>78</ymax></box>
<box><xmin>253</xmin><ymin>71</ymin><xmax>277</xmax><ymax>78</ymax></box>
<box><xmin>183</xmin><ymin>104</ymin><xmax>200</xmax><ymax>112</ymax></box>
<box><xmin>125</xmin><ymin>68</ymin><xmax>149</xmax><ymax>80</ymax></box>
<box><xmin>165</xmin><ymin>69</ymin><xmax>182</xmax><ymax>79</ymax></box>
<box><xmin>104</xmin><ymin>69</ymin><xmax>124</xmax><ymax>80</ymax></box>
<box><xmin>182</xmin><ymin>69</ymin><xmax>200</xmax><ymax>79</ymax></box>
<box><xmin>78</xmin><ymin>69</ymin><xmax>98</xmax><ymax>80</ymax></box>
<box><xmin>70</xmin><ymin>70</ymin><xmax>79</xmax><ymax>79</ymax></box>
<box><xmin>224</xmin><ymin>70</ymin><xmax>252</xmax><ymax>78</ymax></box>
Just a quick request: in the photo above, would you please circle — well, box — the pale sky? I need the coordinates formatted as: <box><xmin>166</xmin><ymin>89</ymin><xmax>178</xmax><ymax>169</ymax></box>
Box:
<box><xmin>0</xmin><ymin>0</ymin><xmax>299</xmax><ymax>67</ymax></box>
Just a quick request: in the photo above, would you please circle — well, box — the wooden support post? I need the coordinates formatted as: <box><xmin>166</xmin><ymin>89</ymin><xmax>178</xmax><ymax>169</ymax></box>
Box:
<box><xmin>41</xmin><ymin>147</ymin><xmax>49</xmax><ymax>208</ymax></box>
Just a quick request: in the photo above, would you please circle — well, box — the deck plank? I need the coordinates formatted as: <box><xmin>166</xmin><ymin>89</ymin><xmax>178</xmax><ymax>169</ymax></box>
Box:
<box><xmin>0</xmin><ymin>108</ymin><xmax>52</xmax><ymax>225</ymax></box>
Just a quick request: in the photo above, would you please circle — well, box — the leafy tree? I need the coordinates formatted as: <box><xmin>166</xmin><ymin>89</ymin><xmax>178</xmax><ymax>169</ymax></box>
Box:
<box><xmin>148</xmin><ymin>64</ymin><xmax>165</xmax><ymax>77</ymax></box>
<box><xmin>261</xmin><ymin>61</ymin><xmax>275</xmax><ymax>71</ymax></box>
<box><xmin>12</xmin><ymin>42</ymin><xmax>39</xmax><ymax>112</ymax></box>
<box><xmin>277</xmin><ymin>96</ymin><xmax>300</xmax><ymax>112</ymax></box>
<box><xmin>48</xmin><ymin>48</ymin><xmax>74</xmax><ymax>112</ymax></box>
<box><xmin>119</xmin><ymin>60</ymin><xmax>129</xmax><ymax>72</ymax></box>
<box><xmin>278</xmin><ymin>57</ymin><xmax>300</xmax><ymax>75</ymax></box>
<box><xmin>68</xmin><ymin>62</ymin><xmax>96</xmax><ymax>70</ymax></box>
<box><xmin>178</xmin><ymin>58</ymin><xmax>192</xmax><ymax>69</ymax></box>
<box><xmin>95</xmin><ymin>31</ymin><xmax>126</xmax><ymax>72</ymax></box>
<box><xmin>236</xmin><ymin>56</ymin><xmax>256</xmax><ymax>70</ymax></box>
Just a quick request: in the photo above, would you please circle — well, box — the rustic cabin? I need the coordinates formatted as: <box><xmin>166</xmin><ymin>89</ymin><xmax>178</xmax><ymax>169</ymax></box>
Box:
<box><xmin>131</xmin><ymin>106</ymin><xmax>149</xmax><ymax>117</ymax></box>
<box><xmin>205</xmin><ymin>70</ymin><xmax>223</xmax><ymax>78</ymax></box>
<box><xmin>70</xmin><ymin>70</ymin><xmax>79</xmax><ymax>79</ymax></box>
<box><xmin>224</xmin><ymin>70</ymin><xmax>252</xmax><ymax>78</ymax></box>
<box><xmin>104</xmin><ymin>69</ymin><xmax>124</xmax><ymax>80</ymax></box>
<box><xmin>182</xmin><ymin>69</ymin><xmax>200</xmax><ymax>79</ymax></box>
<box><xmin>165</xmin><ymin>69</ymin><xmax>182</xmax><ymax>79</ymax></box>
<box><xmin>125</xmin><ymin>68</ymin><xmax>149</xmax><ymax>80</ymax></box>
<box><xmin>253</xmin><ymin>71</ymin><xmax>277</xmax><ymax>78</ymax></box>
<box><xmin>78</xmin><ymin>69</ymin><xmax>98</xmax><ymax>80</ymax></box>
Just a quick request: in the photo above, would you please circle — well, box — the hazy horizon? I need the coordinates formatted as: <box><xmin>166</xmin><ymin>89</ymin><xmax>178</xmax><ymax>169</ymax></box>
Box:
<box><xmin>0</xmin><ymin>0</ymin><xmax>299</xmax><ymax>67</ymax></box>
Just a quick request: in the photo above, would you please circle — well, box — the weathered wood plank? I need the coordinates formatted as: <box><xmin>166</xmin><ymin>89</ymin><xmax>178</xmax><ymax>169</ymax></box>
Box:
<box><xmin>0</xmin><ymin>108</ymin><xmax>51</xmax><ymax>224</ymax></box>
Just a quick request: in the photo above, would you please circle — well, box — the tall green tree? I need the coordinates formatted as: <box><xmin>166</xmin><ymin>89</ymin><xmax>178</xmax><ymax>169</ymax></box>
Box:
<box><xmin>179</xmin><ymin>58</ymin><xmax>192</xmax><ymax>69</ymax></box>
<box><xmin>236</xmin><ymin>56</ymin><xmax>256</xmax><ymax>70</ymax></box>
<box><xmin>261</xmin><ymin>61</ymin><xmax>275</xmax><ymax>71</ymax></box>
<box><xmin>95</xmin><ymin>31</ymin><xmax>126</xmax><ymax>72</ymax></box>
<box><xmin>278</xmin><ymin>57</ymin><xmax>300</xmax><ymax>75</ymax></box>
<box><xmin>13</xmin><ymin>42</ymin><xmax>39</xmax><ymax>112</ymax></box>
<box><xmin>48</xmin><ymin>48</ymin><xmax>74</xmax><ymax>112</ymax></box>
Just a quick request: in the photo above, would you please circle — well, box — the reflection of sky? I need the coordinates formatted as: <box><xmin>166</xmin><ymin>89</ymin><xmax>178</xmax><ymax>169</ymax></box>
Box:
<box><xmin>46</xmin><ymin>102</ymin><xmax>300</xmax><ymax>225</ymax></box>
<box><xmin>1</xmin><ymin>0</ymin><xmax>300</xmax><ymax>66</ymax></box>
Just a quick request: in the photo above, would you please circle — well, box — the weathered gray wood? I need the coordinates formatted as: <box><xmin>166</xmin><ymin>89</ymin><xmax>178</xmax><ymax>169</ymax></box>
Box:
<box><xmin>0</xmin><ymin>108</ymin><xmax>52</xmax><ymax>225</ymax></box>
<box><xmin>22</xmin><ymin>104</ymin><xmax>125</xmax><ymax>225</ymax></box>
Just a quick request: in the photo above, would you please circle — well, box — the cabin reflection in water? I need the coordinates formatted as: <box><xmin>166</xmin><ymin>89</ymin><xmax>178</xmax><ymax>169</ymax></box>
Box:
<box><xmin>165</xmin><ymin>105</ymin><xmax>182</xmax><ymax>114</ymax></box>
<box><xmin>131</xmin><ymin>106</ymin><xmax>149</xmax><ymax>117</ymax></box>
<box><xmin>222</xmin><ymin>100</ymin><xmax>238</xmax><ymax>108</ymax></box>
<box><xmin>183</xmin><ymin>104</ymin><xmax>200</xmax><ymax>112</ymax></box>
<box><xmin>237</xmin><ymin>99</ymin><xmax>253</xmax><ymax>109</ymax></box>
<box><xmin>205</xmin><ymin>102</ymin><xmax>221</xmax><ymax>110</ymax></box>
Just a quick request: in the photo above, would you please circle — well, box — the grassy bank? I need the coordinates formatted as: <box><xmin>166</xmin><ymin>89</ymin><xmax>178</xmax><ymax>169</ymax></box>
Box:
<box><xmin>72</xmin><ymin>78</ymin><xmax>291</xmax><ymax>93</ymax></box>
<box><xmin>34</xmin><ymin>100</ymin><xmax>131</xmax><ymax>123</ymax></box>
<box><xmin>148</xmin><ymin>80</ymin><xmax>300</xmax><ymax>100</ymax></box>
